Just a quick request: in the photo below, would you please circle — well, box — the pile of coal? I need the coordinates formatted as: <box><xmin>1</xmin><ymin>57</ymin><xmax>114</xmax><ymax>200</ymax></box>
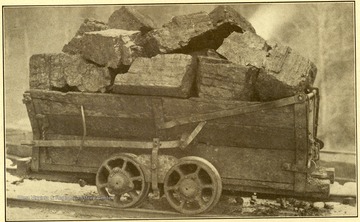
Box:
<box><xmin>29</xmin><ymin>5</ymin><xmax>317</xmax><ymax>101</ymax></box>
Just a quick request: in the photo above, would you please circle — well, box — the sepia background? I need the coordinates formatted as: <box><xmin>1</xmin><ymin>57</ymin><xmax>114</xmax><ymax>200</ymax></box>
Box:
<box><xmin>3</xmin><ymin>2</ymin><xmax>355</xmax><ymax>154</ymax></box>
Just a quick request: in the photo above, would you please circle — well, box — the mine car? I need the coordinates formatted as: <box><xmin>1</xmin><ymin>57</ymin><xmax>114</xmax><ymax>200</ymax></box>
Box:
<box><xmin>22</xmin><ymin>87</ymin><xmax>334</xmax><ymax>214</ymax></box>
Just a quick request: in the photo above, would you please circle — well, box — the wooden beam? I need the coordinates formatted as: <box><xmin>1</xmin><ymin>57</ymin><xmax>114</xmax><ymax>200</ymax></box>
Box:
<box><xmin>293</xmin><ymin>102</ymin><xmax>309</xmax><ymax>193</ymax></box>
<box><xmin>32</xmin><ymin>139</ymin><xmax>181</xmax><ymax>149</ymax></box>
<box><xmin>161</xmin><ymin>94</ymin><xmax>300</xmax><ymax>129</ymax></box>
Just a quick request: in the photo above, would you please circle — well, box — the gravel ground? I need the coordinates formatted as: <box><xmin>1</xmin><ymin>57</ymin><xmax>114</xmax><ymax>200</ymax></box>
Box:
<box><xmin>5</xmin><ymin>158</ymin><xmax>357</xmax><ymax>220</ymax></box>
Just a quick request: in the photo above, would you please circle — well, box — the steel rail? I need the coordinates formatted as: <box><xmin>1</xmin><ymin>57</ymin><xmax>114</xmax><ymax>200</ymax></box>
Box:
<box><xmin>6</xmin><ymin>197</ymin><xmax>223</xmax><ymax>219</ymax></box>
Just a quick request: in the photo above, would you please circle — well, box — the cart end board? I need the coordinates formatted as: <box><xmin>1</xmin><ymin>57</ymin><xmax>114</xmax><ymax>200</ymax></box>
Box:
<box><xmin>24</xmin><ymin>89</ymin><xmax>330</xmax><ymax>198</ymax></box>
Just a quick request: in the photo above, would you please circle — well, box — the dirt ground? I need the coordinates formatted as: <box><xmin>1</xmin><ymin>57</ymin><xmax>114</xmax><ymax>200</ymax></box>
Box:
<box><xmin>5</xmin><ymin>158</ymin><xmax>357</xmax><ymax>220</ymax></box>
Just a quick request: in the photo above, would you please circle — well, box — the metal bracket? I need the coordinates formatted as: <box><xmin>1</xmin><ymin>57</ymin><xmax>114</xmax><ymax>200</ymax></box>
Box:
<box><xmin>180</xmin><ymin>121</ymin><xmax>207</xmax><ymax>150</ymax></box>
<box><xmin>151</xmin><ymin>138</ymin><xmax>160</xmax><ymax>199</ymax></box>
<box><xmin>22</xmin><ymin>93</ymin><xmax>32</xmax><ymax>104</ymax></box>
<box><xmin>74</xmin><ymin>105</ymin><xmax>87</xmax><ymax>164</ymax></box>
<box><xmin>35</xmin><ymin>114</ymin><xmax>49</xmax><ymax>139</ymax></box>
<box><xmin>36</xmin><ymin>114</ymin><xmax>51</xmax><ymax>163</ymax></box>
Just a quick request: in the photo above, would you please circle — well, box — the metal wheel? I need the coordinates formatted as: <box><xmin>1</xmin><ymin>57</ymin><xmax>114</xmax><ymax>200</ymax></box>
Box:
<box><xmin>96</xmin><ymin>153</ymin><xmax>150</xmax><ymax>208</ymax></box>
<box><xmin>164</xmin><ymin>156</ymin><xmax>222</xmax><ymax>214</ymax></box>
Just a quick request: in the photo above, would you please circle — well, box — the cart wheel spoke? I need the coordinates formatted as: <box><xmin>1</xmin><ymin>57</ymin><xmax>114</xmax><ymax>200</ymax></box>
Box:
<box><xmin>122</xmin><ymin>160</ymin><xmax>127</xmax><ymax>170</ymax></box>
<box><xmin>195</xmin><ymin>195</ymin><xmax>206</xmax><ymax>208</ymax></box>
<box><xmin>178</xmin><ymin>200</ymin><xmax>185</xmax><ymax>209</ymax></box>
<box><xmin>201</xmin><ymin>183</ymin><xmax>214</xmax><ymax>190</ymax></box>
<box><xmin>97</xmin><ymin>183</ymin><xmax>108</xmax><ymax>189</ymax></box>
<box><xmin>131</xmin><ymin>176</ymin><xmax>143</xmax><ymax>181</ymax></box>
<box><xmin>164</xmin><ymin>185</ymin><xmax>179</xmax><ymax>191</ymax></box>
<box><xmin>194</xmin><ymin>166</ymin><xmax>201</xmax><ymax>175</ymax></box>
<box><xmin>96</xmin><ymin>153</ymin><xmax>150</xmax><ymax>208</ymax></box>
<box><xmin>104</xmin><ymin>164</ymin><xmax>112</xmax><ymax>172</ymax></box>
<box><xmin>175</xmin><ymin>168</ymin><xmax>185</xmax><ymax>178</ymax></box>
<box><xmin>114</xmin><ymin>195</ymin><xmax>121</xmax><ymax>203</ymax></box>
<box><xmin>128</xmin><ymin>190</ymin><xmax>138</xmax><ymax>199</ymax></box>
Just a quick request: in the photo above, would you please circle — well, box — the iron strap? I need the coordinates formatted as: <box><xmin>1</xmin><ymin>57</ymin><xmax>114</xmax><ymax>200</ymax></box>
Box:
<box><xmin>151</xmin><ymin>138</ymin><xmax>160</xmax><ymax>198</ymax></box>
<box><xmin>159</xmin><ymin>93</ymin><xmax>307</xmax><ymax>129</ymax></box>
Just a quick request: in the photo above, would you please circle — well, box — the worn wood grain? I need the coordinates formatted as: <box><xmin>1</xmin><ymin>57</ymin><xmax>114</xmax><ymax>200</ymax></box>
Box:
<box><xmin>46</xmin><ymin>115</ymin><xmax>156</xmax><ymax>140</ymax></box>
<box><xmin>217</xmin><ymin>32</ymin><xmax>317</xmax><ymax>101</ymax></box>
<box><xmin>62</xmin><ymin>18</ymin><xmax>108</xmax><ymax>55</ymax></box>
<box><xmin>294</xmin><ymin>102</ymin><xmax>309</xmax><ymax>192</ymax></box>
<box><xmin>197</xmin><ymin>57</ymin><xmax>258</xmax><ymax>100</ymax></box>
<box><xmin>139</xmin><ymin>11</ymin><xmax>215</xmax><ymax>56</ymax></box>
<box><xmin>107</xmin><ymin>6</ymin><xmax>156</xmax><ymax>33</ymax></box>
<box><xmin>209</xmin><ymin>5</ymin><xmax>256</xmax><ymax>34</ymax></box>
<box><xmin>222</xmin><ymin>178</ymin><xmax>293</xmax><ymax>191</ymax></box>
<box><xmin>165</xmin><ymin>123</ymin><xmax>295</xmax><ymax>149</ymax></box>
<box><xmin>184</xmin><ymin>144</ymin><xmax>295</xmax><ymax>183</ymax></box>
<box><xmin>29</xmin><ymin>54</ymin><xmax>111</xmax><ymax>92</ymax></box>
<box><xmin>113</xmin><ymin>54</ymin><xmax>196</xmax><ymax>98</ymax></box>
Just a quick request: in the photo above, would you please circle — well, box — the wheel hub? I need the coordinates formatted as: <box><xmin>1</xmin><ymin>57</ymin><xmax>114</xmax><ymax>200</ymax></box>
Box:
<box><xmin>107</xmin><ymin>167</ymin><xmax>133</xmax><ymax>195</ymax></box>
<box><xmin>179</xmin><ymin>178</ymin><xmax>199</xmax><ymax>198</ymax></box>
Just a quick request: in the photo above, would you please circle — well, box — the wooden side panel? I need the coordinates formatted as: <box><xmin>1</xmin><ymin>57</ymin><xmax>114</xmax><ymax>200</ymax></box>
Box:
<box><xmin>38</xmin><ymin>145</ymin><xmax>152</xmax><ymax>173</ymax></box>
<box><xmin>294</xmin><ymin>102</ymin><xmax>308</xmax><ymax>192</ymax></box>
<box><xmin>46</xmin><ymin>115</ymin><xmax>156</xmax><ymax>140</ymax></box>
<box><xmin>164</xmin><ymin>122</ymin><xmax>295</xmax><ymax>149</ymax></box>
<box><xmin>23</xmin><ymin>93</ymin><xmax>41</xmax><ymax>171</ymax></box>
<box><xmin>30</xmin><ymin>90</ymin><xmax>157</xmax><ymax>141</ymax></box>
<box><xmin>163</xmin><ymin>97</ymin><xmax>295</xmax><ymax>128</ymax></box>
<box><xmin>31</xmin><ymin>92</ymin><xmax>154</xmax><ymax>119</ymax></box>
<box><xmin>182</xmin><ymin>144</ymin><xmax>295</xmax><ymax>183</ymax></box>
<box><xmin>222</xmin><ymin>178</ymin><xmax>293</xmax><ymax>191</ymax></box>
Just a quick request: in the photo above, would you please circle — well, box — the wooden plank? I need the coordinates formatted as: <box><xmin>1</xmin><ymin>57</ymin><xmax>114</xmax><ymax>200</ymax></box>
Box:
<box><xmin>33</xmin><ymin>139</ymin><xmax>180</xmax><ymax>149</ymax></box>
<box><xmin>39</xmin><ymin>163</ymin><xmax>98</xmax><ymax>174</ymax></box>
<box><xmin>222</xmin><ymin>178</ymin><xmax>293</xmax><ymax>191</ymax></box>
<box><xmin>32</xmin><ymin>99</ymin><xmax>152</xmax><ymax>119</ymax></box>
<box><xmin>166</xmin><ymin>123</ymin><xmax>295</xmax><ymax>150</ymax></box>
<box><xmin>38</xmin><ymin>146</ymin><xmax>147</xmax><ymax>169</ymax></box>
<box><xmin>164</xmin><ymin>98</ymin><xmax>294</xmax><ymax>128</ymax></box>
<box><xmin>30</xmin><ymin>90</ymin><xmax>154</xmax><ymax>118</ymax></box>
<box><xmin>46</xmin><ymin>115</ymin><xmax>157</xmax><ymax>140</ymax></box>
<box><xmin>223</xmin><ymin>184</ymin><xmax>297</xmax><ymax>197</ymax></box>
<box><xmin>23</xmin><ymin>93</ymin><xmax>41</xmax><ymax>140</ymax></box>
<box><xmin>161</xmin><ymin>95</ymin><xmax>298</xmax><ymax>129</ymax></box>
<box><xmin>182</xmin><ymin>144</ymin><xmax>295</xmax><ymax>183</ymax></box>
<box><xmin>113</xmin><ymin>54</ymin><xmax>196</xmax><ymax>98</ymax></box>
<box><xmin>23</xmin><ymin>93</ymin><xmax>41</xmax><ymax>171</ymax></box>
<box><xmin>196</xmin><ymin>59</ymin><xmax>257</xmax><ymax>100</ymax></box>
<box><xmin>294</xmin><ymin>102</ymin><xmax>308</xmax><ymax>192</ymax></box>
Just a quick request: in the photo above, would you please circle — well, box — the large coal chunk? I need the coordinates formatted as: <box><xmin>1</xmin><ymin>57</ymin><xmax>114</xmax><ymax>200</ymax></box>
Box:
<box><xmin>209</xmin><ymin>5</ymin><xmax>256</xmax><ymax>33</ymax></box>
<box><xmin>257</xmin><ymin>42</ymin><xmax>317</xmax><ymax>101</ymax></box>
<box><xmin>63</xmin><ymin>18</ymin><xmax>108</xmax><ymax>55</ymax></box>
<box><xmin>197</xmin><ymin>56</ymin><xmax>258</xmax><ymax>101</ymax></box>
<box><xmin>140</xmin><ymin>12</ymin><xmax>216</xmax><ymax>56</ymax></box>
<box><xmin>113</xmin><ymin>54</ymin><xmax>196</xmax><ymax>98</ymax></box>
<box><xmin>29</xmin><ymin>53</ymin><xmax>111</xmax><ymax>92</ymax></box>
<box><xmin>217</xmin><ymin>32</ymin><xmax>317</xmax><ymax>101</ymax></box>
<box><xmin>217</xmin><ymin>31</ymin><xmax>268</xmax><ymax>67</ymax></box>
<box><xmin>29</xmin><ymin>54</ymin><xmax>67</xmax><ymax>90</ymax></box>
<box><xmin>108</xmin><ymin>6</ymin><xmax>156</xmax><ymax>33</ymax></box>
<box><xmin>63</xmin><ymin>55</ymin><xmax>112</xmax><ymax>92</ymax></box>
<box><xmin>79</xmin><ymin>29</ymin><xmax>144</xmax><ymax>68</ymax></box>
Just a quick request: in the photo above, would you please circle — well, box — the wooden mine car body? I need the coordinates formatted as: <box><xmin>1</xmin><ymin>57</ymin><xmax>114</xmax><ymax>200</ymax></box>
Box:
<box><xmin>23</xmin><ymin>88</ymin><xmax>334</xmax><ymax>214</ymax></box>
